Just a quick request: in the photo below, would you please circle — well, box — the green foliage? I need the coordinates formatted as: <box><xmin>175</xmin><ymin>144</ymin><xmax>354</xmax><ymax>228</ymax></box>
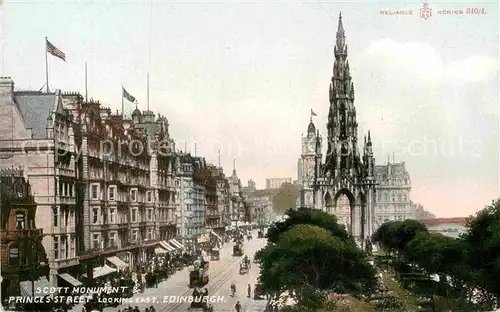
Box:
<box><xmin>461</xmin><ymin>199</ymin><xmax>500</xmax><ymax>296</ymax></box>
<box><xmin>267</xmin><ymin>208</ymin><xmax>352</xmax><ymax>244</ymax></box>
<box><xmin>405</xmin><ymin>232</ymin><xmax>462</xmax><ymax>276</ymax></box>
<box><xmin>372</xmin><ymin>219</ymin><xmax>428</xmax><ymax>252</ymax></box>
<box><xmin>271</xmin><ymin>182</ymin><xmax>299</xmax><ymax>214</ymax></box>
<box><xmin>258</xmin><ymin>224</ymin><xmax>378</xmax><ymax>299</ymax></box>
<box><xmin>372</xmin><ymin>199</ymin><xmax>500</xmax><ymax>310</ymax></box>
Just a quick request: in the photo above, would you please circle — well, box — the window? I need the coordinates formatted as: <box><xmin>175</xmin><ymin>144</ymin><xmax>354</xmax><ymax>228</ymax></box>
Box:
<box><xmin>58</xmin><ymin>181</ymin><xmax>63</xmax><ymax>196</ymax></box>
<box><xmin>130</xmin><ymin>189</ymin><xmax>137</xmax><ymax>202</ymax></box>
<box><xmin>147</xmin><ymin>191</ymin><xmax>152</xmax><ymax>203</ymax></box>
<box><xmin>403</xmin><ymin>194</ymin><xmax>407</xmax><ymax>202</ymax></box>
<box><xmin>132</xmin><ymin>209</ymin><xmax>137</xmax><ymax>222</ymax></box>
<box><xmin>92</xmin><ymin>234</ymin><xmax>100</xmax><ymax>249</ymax></box>
<box><xmin>8</xmin><ymin>246</ymin><xmax>19</xmax><ymax>266</ymax></box>
<box><xmin>92</xmin><ymin>208</ymin><xmax>99</xmax><ymax>224</ymax></box>
<box><xmin>16</xmin><ymin>213</ymin><xmax>25</xmax><ymax>230</ymax></box>
<box><xmin>147</xmin><ymin>208</ymin><xmax>153</xmax><ymax>221</ymax></box>
<box><xmin>54</xmin><ymin>237</ymin><xmax>59</xmax><ymax>260</ymax></box>
<box><xmin>110</xmin><ymin>232</ymin><xmax>116</xmax><ymax>247</ymax></box>
<box><xmin>70</xmin><ymin>237</ymin><xmax>75</xmax><ymax>258</ymax></box>
<box><xmin>109</xmin><ymin>208</ymin><xmax>116</xmax><ymax>224</ymax></box>
<box><xmin>147</xmin><ymin>228</ymin><xmax>153</xmax><ymax>240</ymax></box>
<box><xmin>91</xmin><ymin>184</ymin><xmax>99</xmax><ymax>200</ymax></box>
<box><xmin>60</xmin><ymin>236</ymin><xmax>67</xmax><ymax>259</ymax></box>
<box><xmin>131</xmin><ymin>230</ymin><xmax>138</xmax><ymax>242</ymax></box>
<box><xmin>109</xmin><ymin>187</ymin><xmax>116</xmax><ymax>201</ymax></box>
<box><xmin>69</xmin><ymin>184</ymin><xmax>73</xmax><ymax>197</ymax></box>
<box><xmin>51</xmin><ymin>206</ymin><xmax>59</xmax><ymax>227</ymax></box>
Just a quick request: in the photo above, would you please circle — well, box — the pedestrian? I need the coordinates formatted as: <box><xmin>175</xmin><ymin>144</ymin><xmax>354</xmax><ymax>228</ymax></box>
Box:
<box><xmin>235</xmin><ymin>301</ymin><xmax>242</xmax><ymax>312</ymax></box>
<box><xmin>247</xmin><ymin>283</ymin><xmax>251</xmax><ymax>298</ymax></box>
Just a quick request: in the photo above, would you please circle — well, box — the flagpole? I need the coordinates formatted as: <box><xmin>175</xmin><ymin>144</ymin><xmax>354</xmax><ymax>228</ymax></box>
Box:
<box><xmin>45</xmin><ymin>37</ymin><xmax>49</xmax><ymax>93</ymax></box>
<box><xmin>121</xmin><ymin>87</ymin><xmax>124</xmax><ymax>117</ymax></box>
<box><xmin>147</xmin><ymin>73</ymin><xmax>150</xmax><ymax>111</ymax></box>
<box><xmin>85</xmin><ymin>62</ymin><xmax>88</xmax><ymax>103</ymax></box>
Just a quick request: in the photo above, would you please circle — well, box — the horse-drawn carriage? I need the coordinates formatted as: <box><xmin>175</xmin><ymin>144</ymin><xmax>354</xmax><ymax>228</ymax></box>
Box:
<box><xmin>189</xmin><ymin>259</ymin><xmax>209</xmax><ymax>288</ymax></box>
<box><xmin>188</xmin><ymin>289</ymin><xmax>214</xmax><ymax>312</ymax></box>
<box><xmin>233</xmin><ymin>243</ymin><xmax>243</xmax><ymax>257</ymax></box>
<box><xmin>239</xmin><ymin>261</ymin><xmax>249</xmax><ymax>274</ymax></box>
<box><xmin>239</xmin><ymin>256</ymin><xmax>251</xmax><ymax>274</ymax></box>
<box><xmin>210</xmin><ymin>248</ymin><xmax>220</xmax><ymax>261</ymax></box>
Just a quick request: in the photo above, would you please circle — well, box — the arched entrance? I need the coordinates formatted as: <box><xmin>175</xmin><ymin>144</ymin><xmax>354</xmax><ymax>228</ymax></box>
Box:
<box><xmin>335</xmin><ymin>193</ymin><xmax>352</xmax><ymax>233</ymax></box>
<box><xmin>325</xmin><ymin>190</ymin><xmax>355</xmax><ymax>234</ymax></box>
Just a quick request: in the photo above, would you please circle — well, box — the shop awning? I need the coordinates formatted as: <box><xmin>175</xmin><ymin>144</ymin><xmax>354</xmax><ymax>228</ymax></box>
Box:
<box><xmin>58</xmin><ymin>273</ymin><xmax>82</xmax><ymax>287</ymax></box>
<box><xmin>106</xmin><ymin>256</ymin><xmax>128</xmax><ymax>270</ymax></box>
<box><xmin>160</xmin><ymin>241</ymin><xmax>176</xmax><ymax>252</ymax></box>
<box><xmin>94</xmin><ymin>265</ymin><xmax>117</xmax><ymax>278</ymax></box>
<box><xmin>198</xmin><ymin>234</ymin><xmax>210</xmax><ymax>244</ymax></box>
<box><xmin>20</xmin><ymin>277</ymin><xmax>53</xmax><ymax>297</ymax></box>
<box><xmin>169</xmin><ymin>239</ymin><xmax>185</xmax><ymax>249</ymax></box>
<box><xmin>209</xmin><ymin>231</ymin><xmax>222</xmax><ymax>242</ymax></box>
<box><xmin>155</xmin><ymin>247</ymin><xmax>168</xmax><ymax>254</ymax></box>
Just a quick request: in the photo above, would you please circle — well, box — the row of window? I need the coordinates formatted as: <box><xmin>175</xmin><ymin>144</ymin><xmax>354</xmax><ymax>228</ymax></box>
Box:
<box><xmin>90</xmin><ymin>184</ymin><xmax>153</xmax><ymax>202</ymax></box>
<box><xmin>90</xmin><ymin>207</ymin><xmax>177</xmax><ymax>225</ymax></box>
<box><xmin>57</xmin><ymin>180</ymin><xmax>74</xmax><ymax>197</ymax></box>
<box><xmin>376</xmin><ymin>191</ymin><xmax>408</xmax><ymax>203</ymax></box>
<box><xmin>91</xmin><ymin>228</ymin><xmax>155</xmax><ymax>249</ymax></box>
<box><xmin>53</xmin><ymin>207</ymin><xmax>75</xmax><ymax>228</ymax></box>
<box><xmin>53</xmin><ymin>235</ymin><xmax>76</xmax><ymax>260</ymax></box>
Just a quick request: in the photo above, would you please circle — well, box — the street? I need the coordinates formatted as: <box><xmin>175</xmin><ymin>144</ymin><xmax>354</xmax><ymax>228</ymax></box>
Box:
<box><xmin>93</xmin><ymin>231</ymin><xmax>268</xmax><ymax>312</ymax></box>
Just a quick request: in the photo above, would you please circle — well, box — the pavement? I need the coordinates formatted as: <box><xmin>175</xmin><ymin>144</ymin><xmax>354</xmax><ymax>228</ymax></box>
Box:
<box><xmin>71</xmin><ymin>230</ymin><xmax>269</xmax><ymax>312</ymax></box>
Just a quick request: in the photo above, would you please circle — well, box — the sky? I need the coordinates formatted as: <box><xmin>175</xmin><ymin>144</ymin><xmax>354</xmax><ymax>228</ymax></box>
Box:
<box><xmin>1</xmin><ymin>0</ymin><xmax>498</xmax><ymax>217</ymax></box>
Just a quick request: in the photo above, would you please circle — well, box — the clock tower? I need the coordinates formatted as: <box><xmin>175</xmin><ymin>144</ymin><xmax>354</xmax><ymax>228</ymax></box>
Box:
<box><xmin>299</xmin><ymin>112</ymin><xmax>322</xmax><ymax>208</ymax></box>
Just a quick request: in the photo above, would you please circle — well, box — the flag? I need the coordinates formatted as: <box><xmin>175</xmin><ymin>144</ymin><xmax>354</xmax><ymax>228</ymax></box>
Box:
<box><xmin>46</xmin><ymin>39</ymin><xmax>66</xmax><ymax>62</ymax></box>
<box><xmin>122</xmin><ymin>87</ymin><xmax>136</xmax><ymax>103</ymax></box>
<box><xmin>311</xmin><ymin>109</ymin><xmax>317</xmax><ymax>116</ymax></box>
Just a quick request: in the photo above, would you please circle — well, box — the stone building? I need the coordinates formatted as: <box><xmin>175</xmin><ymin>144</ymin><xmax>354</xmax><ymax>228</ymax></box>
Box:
<box><xmin>207</xmin><ymin>165</ymin><xmax>230</xmax><ymax>236</ymax></box>
<box><xmin>228</xmin><ymin>163</ymin><xmax>249</xmax><ymax>225</ymax></box>
<box><xmin>0</xmin><ymin>79</ymin><xmax>79</xmax><ymax>286</ymax></box>
<box><xmin>178</xmin><ymin>153</ymin><xmax>207</xmax><ymax>241</ymax></box>
<box><xmin>374</xmin><ymin>161</ymin><xmax>416</xmax><ymax>228</ymax></box>
<box><xmin>298</xmin><ymin>14</ymin><xmax>376</xmax><ymax>247</ymax></box>
<box><xmin>297</xmin><ymin>17</ymin><xmax>422</xmax><ymax>238</ymax></box>
<box><xmin>265</xmin><ymin>177</ymin><xmax>292</xmax><ymax>190</ymax></box>
<box><xmin>0</xmin><ymin>78</ymin><xmax>184</xmax><ymax>285</ymax></box>
<box><xmin>0</xmin><ymin>168</ymin><xmax>49</xmax><ymax>300</ymax></box>
<box><xmin>297</xmin><ymin>14</ymin><xmax>422</xmax><ymax>243</ymax></box>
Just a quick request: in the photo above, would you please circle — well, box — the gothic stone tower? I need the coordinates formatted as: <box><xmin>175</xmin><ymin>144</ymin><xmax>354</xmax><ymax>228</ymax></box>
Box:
<box><xmin>313</xmin><ymin>13</ymin><xmax>376</xmax><ymax>247</ymax></box>
<box><xmin>300</xmin><ymin>114</ymin><xmax>322</xmax><ymax>208</ymax></box>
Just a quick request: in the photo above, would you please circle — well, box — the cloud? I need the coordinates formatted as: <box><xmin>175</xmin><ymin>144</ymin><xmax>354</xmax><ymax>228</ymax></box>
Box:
<box><xmin>354</xmin><ymin>39</ymin><xmax>499</xmax><ymax>216</ymax></box>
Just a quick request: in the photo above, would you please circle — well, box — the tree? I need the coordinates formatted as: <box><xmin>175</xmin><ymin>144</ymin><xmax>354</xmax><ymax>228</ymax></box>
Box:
<box><xmin>258</xmin><ymin>224</ymin><xmax>378</xmax><ymax>299</ymax></box>
<box><xmin>461</xmin><ymin>199</ymin><xmax>500</xmax><ymax>297</ymax></box>
<box><xmin>272</xmin><ymin>182</ymin><xmax>300</xmax><ymax>214</ymax></box>
<box><xmin>266</xmin><ymin>208</ymin><xmax>352</xmax><ymax>244</ymax></box>
<box><xmin>372</xmin><ymin>219</ymin><xmax>428</xmax><ymax>253</ymax></box>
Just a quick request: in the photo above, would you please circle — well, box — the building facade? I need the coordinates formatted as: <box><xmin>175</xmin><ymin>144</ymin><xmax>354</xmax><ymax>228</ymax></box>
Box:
<box><xmin>374</xmin><ymin>161</ymin><xmax>416</xmax><ymax>228</ymax></box>
<box><xmin>0</xmin><ymin>76</ymin><xmax>246</xmax><ymax>287</ymax></box>
<box><xmin>0</xmin><ymin>81</ymin><xmax>79</xmax><ymax>286</ymax></box>
<box><xmin>297</xmin><ymin>15</ymin><xmax>377</xmax><ymax>247</ymax></box>
<box><xmin>265</xmin><ymin>177</ymin><xmax>292</xmax><ymax>190</ymax></box>
<box><xmin>0</xmin><ymin>168</ymin><xmax>48</xmax><ymax>299</ymax></box>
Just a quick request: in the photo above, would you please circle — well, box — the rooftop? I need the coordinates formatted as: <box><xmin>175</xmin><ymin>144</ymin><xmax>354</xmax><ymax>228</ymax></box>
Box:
<box><xmin>420</xmin><ymin>217</ymin><xmax>468</xmax><ymax>227</ymax></box>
